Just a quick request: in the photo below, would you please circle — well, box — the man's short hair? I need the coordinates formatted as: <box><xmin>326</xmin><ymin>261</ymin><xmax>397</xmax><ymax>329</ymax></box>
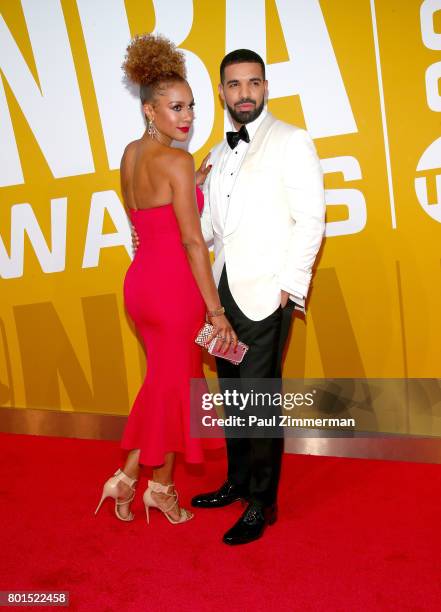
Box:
<box><xmin>220</xmin><ymin>49</ymin><xmax>266</xmax><ymax>82</ymax></box>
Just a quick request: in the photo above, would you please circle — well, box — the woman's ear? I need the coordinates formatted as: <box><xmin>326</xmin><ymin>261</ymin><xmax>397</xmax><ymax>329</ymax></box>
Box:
<box><xmin>143</xmin><ymin>102</ymin><xmax>154</xmax><ymax>122</ymax></box>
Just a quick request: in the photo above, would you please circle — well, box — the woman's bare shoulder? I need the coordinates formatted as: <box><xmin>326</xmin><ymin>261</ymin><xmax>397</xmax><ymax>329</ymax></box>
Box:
<box><xmin>162</xmin><ymin>146</ymin><xmax>193</xmax><ymax>162</ymax></box>
<box><xmin>120</xmin><ymin>139</ymin><xmax>140</xmax><ymax>169</ymax></box>
<box><xmin>163</xmin><ymin>148</ymin><xmax>194</xmax><ymax>180</ymax></box>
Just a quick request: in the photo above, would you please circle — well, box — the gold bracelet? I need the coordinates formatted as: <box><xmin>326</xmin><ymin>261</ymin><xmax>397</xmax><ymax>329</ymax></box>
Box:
<box><xmin>207</xmin><ymin>306</ymin><xmax>225</xmax><ymax>317</ymax></box>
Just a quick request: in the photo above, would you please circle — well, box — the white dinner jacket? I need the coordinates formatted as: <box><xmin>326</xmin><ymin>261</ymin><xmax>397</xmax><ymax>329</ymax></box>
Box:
<box><xmin>201</xmin><ymin>112</ymin><xmax>325</xmax><ymax>321</ymax></box>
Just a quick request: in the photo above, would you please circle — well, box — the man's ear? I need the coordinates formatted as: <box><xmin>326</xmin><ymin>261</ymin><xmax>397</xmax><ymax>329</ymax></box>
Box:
<box><xmin>218</xmin><ymin>83</ymin><xmax>225</xmax><ymax>102</ymax></box>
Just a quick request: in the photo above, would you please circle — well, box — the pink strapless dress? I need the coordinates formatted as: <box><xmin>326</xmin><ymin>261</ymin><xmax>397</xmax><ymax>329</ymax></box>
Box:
<box><xmin>121</xmin><ymin>187</ymin><xmax>222</xmax><ymax>465</ymax></box>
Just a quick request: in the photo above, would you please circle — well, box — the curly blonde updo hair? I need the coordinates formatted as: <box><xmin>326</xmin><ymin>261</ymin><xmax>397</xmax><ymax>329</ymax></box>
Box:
<box><xmin>122</xmin><ymin>33</ymin><xmax>187</xmax><ymax>104</ymax></box>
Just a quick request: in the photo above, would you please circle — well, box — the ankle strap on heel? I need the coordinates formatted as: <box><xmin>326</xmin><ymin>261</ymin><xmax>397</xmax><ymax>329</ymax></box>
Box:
<box><xmin>147</xmin><ymin>480</ymin><xmax>175</xmax><ymax>494</ymax></box>
<box><xmin>147</xmin><ymin>480</ymin><xmax>179</xmax><ymax>514</ymax></box>
<box><xmin>114</xmin><ymin>468</ymin><xmax>137</xmax><ymax>489</ymax></box>
<box><xmin>145</xmin><ymin>481</ymin><xmax>193</xmax><ymax>523</ymax></box>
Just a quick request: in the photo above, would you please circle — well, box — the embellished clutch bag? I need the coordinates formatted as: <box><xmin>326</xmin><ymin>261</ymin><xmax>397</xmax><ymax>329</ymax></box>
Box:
<box><xmin>195</xmin><ymin>322</ymin><xmax>215</xmax><ymax>349</ymax></box>
<box><xmin>195</xmin><ymin>323</ymin><xmax>249</xmax><ymax>365</ymax></box>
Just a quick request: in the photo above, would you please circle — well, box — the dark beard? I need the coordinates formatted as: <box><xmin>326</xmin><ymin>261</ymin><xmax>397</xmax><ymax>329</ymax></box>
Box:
<box><xmin>226</xmin><ymin>97</ymin><xmax>265</xmax><ymax>125</ymax></box>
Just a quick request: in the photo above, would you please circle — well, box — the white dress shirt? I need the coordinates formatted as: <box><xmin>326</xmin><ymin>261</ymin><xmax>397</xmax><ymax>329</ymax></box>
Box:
<box><xmin>219</xmin><ymin>109</ymin><xmax>267</xmax><ymax>225</ymax></box>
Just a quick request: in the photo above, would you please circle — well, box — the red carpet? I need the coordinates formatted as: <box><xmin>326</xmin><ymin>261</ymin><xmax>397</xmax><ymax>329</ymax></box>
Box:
<box><xmin>0</xmin><ymin>432</ymin><xmax>440</xmax><ymax>611</ymax></box>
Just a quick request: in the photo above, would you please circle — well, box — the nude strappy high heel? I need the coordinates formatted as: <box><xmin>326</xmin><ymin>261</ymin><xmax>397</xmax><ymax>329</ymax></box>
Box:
<box><xmin>143</xmin><ymin>480</ymin><xmax>194</xmax><ymax>524</ymax></box>
<box><xmin>94</xmin><ymin>468</ymin><xmax>138</xmax><ymax>521</ymax></box>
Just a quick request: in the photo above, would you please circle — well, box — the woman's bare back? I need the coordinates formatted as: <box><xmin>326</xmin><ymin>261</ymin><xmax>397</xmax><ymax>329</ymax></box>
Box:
<box><xmin>120</xmin><ymin>138</ymin><xmax>183</xmax><ymax>210</ymax></box>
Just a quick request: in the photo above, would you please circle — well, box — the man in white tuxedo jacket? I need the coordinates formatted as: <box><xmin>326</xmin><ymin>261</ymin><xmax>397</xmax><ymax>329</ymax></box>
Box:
<box><xmin>191</xmin><ymin>49</ymin><xmax>325</xmax><ymax>546</ymax></box>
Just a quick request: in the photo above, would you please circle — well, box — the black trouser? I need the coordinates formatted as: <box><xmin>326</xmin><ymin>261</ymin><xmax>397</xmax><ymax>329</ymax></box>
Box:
<box><xmin>215</xmin><ymin>266</ymin><xmax>295</xmax><ymax>507</ymax></box>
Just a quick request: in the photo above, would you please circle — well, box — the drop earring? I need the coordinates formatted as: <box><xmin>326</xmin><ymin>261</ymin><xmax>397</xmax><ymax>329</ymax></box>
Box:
<box><xmin>147</xmin><ymin>117</ymin><xmax>159</xmax><ymax>139</ymax></box>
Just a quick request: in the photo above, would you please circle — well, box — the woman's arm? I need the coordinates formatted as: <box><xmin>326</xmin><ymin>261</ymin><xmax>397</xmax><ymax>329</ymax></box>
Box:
<box><xmin>169</xmin><ymin>150</ymin><xmax>236</xmax><ymax>349</ymax></box>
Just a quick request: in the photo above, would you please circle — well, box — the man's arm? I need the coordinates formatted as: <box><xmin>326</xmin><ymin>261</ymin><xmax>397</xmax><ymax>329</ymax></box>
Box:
<box><xmin>278</xmin><ymin>128</ymin><xmax>325</xmax><ymax>313</ymax></box>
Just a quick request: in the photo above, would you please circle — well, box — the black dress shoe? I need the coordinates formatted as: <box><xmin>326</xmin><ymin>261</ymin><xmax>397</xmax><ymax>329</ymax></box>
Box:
<box><xmin>222</xmin><ymin>502</ymin><xmax>277</xmax><ymax>545</ymax></box>
<box><xmin>191</xmin><ymin>481</ymin><xmax>245</xmax><ymax>508</ymax></box>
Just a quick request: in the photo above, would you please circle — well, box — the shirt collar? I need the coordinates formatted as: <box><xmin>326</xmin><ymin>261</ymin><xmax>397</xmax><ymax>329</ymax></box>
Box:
<box><xmin>227</xmin><ymin>107</ymin><xmax>267</xmax><ymax>142</ymax></box>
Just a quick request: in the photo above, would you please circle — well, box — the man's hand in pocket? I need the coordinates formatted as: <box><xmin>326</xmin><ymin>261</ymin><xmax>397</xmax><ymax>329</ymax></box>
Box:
<box><xmin>280</xmin><ymin>290</ymin><xmax>289</xmax><ymax>308</ymax></box>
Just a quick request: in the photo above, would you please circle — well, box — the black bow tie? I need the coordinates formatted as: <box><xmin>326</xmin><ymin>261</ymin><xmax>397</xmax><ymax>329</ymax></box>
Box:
<box><xmin>226</xmin><ymin>124</ymin><xmax>250</xmax><ymax>149</ymax></box>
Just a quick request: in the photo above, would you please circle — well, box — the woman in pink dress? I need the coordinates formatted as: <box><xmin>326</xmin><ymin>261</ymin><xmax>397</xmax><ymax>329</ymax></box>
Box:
<box><xmin>95</xmin><ymin>34</ymin><xmax>236</xmax><ymax>524</ymax></box>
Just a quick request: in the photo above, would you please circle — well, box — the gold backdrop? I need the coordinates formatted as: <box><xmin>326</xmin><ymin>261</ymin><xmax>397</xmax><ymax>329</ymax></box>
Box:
<box><xmin>1</xmin><ymin>1</ymin><xmax>440</xmax><ymax>435</ymax></box>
